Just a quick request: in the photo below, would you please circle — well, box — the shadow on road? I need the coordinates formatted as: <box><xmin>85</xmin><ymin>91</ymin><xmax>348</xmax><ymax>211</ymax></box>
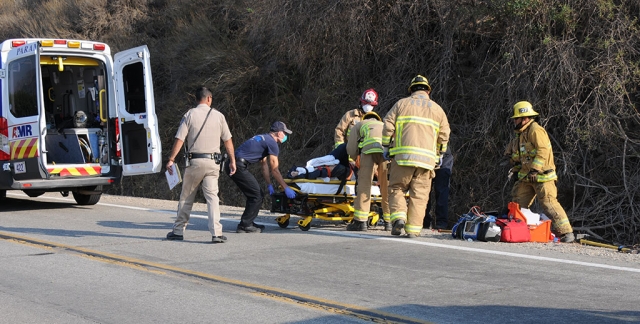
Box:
<box><xmin>0</xmin><ymin>197</ymin><xmax>77</xmax><ymax>211</ymax></box>
<box><xmin>284</xmin><ymin>304</ymin><xmax>640</xmax><ymax>324</ymax></box>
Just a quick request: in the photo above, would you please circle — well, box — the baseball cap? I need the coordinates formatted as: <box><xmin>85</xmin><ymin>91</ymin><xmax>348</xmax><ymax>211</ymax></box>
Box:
<box><xmin>270</xmin><ymin>121</ymin><xmax>292</xmax><ymax>134</ymax></box>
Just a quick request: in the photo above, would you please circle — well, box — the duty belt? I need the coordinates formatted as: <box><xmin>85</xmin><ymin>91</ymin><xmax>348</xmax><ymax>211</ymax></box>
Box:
<box><xmin>189</xmin><ymin>153</ymin><xmax>217</xmax><ymax>159</ymax></box>
<box><xmin>237</xmin><ymin>157</ymin><xmax>249</xmax><ymax>165</ymax></box>
<box><xmin>189</xmin><ymin>152</ymin><xmax>223</xmax><ymax>164</ymax></box>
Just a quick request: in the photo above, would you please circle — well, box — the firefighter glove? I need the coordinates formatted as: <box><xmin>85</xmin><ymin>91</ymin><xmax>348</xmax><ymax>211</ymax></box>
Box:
<box><xmin>284</xmin><ymin>187</ymin><xmax>296</xmax><ymax>199</ymax></box>
<box><xmin>267</xmin><ymin>184</ymin><xmax>275</xmax><ymax>195</ymax></box>
<box><xmin>527</xmin><ymin>170</ymin><xmax>539</xmax><ymax>182</ymax></box>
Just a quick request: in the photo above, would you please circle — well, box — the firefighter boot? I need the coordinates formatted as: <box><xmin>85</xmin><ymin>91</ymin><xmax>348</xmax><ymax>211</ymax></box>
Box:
<box><xmin>391</xmin><ymin>219</ymin><xmax>405</xmax><ymax>236</ymax></box>
<box><xmin>347</xmin><ymin>220</ymin><xmax>367</xmax><ymax>231</ymax></box>
<box><xmin>560</xmin><ymin>232</ymin><xmax>575</xmax><ymax>243</ymax></box>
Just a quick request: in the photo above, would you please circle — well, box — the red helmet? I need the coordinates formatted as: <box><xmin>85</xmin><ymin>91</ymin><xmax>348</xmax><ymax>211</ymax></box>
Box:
<box><xmin>360</xmin><ymin>89</ymin><xmax>378</xmax><ymax>106</ymax></box>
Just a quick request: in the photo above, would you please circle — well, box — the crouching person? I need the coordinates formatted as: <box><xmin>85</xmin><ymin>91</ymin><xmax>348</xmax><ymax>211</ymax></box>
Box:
<box><xmin>505</xmin><ymin>101</ymin><xmax>574</xmax><ymax>242</ymax></box>
<box><xmin>226</xmin><ymin>121</ymin><xmax>296</xmax><ymax>233</ymax></box>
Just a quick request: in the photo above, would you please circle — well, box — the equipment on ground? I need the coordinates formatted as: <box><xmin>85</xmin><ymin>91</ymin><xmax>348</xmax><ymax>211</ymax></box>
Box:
<box><xmin>579</xmin><ymin>238</ymin><xmax>638</xmax><ymax>254</ymax></box>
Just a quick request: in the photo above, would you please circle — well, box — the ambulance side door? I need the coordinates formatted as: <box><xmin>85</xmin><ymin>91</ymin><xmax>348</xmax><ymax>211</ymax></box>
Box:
<box><xmin>4</xmin><ymin>42</ymin><xmax>48</xmax><ymax>181</ymax></box>
<box><xmin>113</xmin><ymin>45</ymin><xmax>162</xmax><ymax>175</ymax></box>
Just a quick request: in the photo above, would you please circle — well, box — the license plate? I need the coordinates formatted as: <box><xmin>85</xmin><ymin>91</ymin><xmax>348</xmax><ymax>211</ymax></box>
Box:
<box><xmin>14</xmin><ymin>161</ymin><xmax>26</xmax><ymax>174</ymax></box>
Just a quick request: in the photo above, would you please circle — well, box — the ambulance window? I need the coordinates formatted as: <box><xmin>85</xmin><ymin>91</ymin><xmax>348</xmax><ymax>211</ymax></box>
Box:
<box><xmin>8</xmin><ymin>56</ymin><xmax>38</xmax><ymax>118</ymax></box>
<box><xmin>122</xmin><ymin>62</ymin><xmax>146</xmax><ymax>114</ymax></box>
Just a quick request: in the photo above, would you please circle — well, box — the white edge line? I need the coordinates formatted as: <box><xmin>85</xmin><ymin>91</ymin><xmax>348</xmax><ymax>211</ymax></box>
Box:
<box><xmin>10</xmin><ymin>193</ymin><xmax>640</xmax><ymax>273</ymax></box>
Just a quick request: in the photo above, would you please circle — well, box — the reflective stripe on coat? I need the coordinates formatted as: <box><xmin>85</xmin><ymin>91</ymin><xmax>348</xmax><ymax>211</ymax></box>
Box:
<box><xmin>382</xmin><ymin>91</ymin><xmax>450</xmax><ymax>170</ymax></box>
<box><xmin>505</xmin><ymin>120</ymin><xmax>558</xmax><ymax>182</ymax></box>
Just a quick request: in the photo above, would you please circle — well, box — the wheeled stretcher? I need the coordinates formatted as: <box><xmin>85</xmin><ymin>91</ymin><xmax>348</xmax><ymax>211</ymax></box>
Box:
<box><xmin>270</xmin><ymin>179</ymin><xmax>382</xmax><ymax>231</ymax></box>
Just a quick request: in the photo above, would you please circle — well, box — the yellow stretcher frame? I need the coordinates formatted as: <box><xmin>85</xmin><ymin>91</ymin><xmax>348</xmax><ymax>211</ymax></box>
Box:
<box><xmin>273</xmin><ymin>179</ymin><xmax>382</xmax><ymax>231</ymax></box>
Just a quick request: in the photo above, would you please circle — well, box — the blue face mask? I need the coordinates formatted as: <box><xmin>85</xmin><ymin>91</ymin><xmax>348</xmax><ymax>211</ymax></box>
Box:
<box><xmin>281</xmin><ymin>134</ymin><xmax>288</xmax><ymax>143</ymax></box>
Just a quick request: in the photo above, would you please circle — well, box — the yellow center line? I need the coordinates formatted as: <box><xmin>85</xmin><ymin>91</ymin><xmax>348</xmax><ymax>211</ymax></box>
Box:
<box><xmin>0</xmin><ymin>231</ymin><xmax>432</xmax><ymax>324</ymax></box>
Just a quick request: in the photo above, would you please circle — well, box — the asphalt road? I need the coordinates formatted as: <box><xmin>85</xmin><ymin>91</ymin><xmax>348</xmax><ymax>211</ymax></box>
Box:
<box><xmin>1</xmin><ymin>192</ymin><xmax>639</xmax><ymax>324</ymax></box>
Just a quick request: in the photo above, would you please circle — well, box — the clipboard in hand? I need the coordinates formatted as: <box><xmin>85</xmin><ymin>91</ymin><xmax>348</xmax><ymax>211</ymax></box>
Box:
<box><xmin>165</xmin><ymin>164</ymin><xmax>182</xmax><ymax>190</ymax></box>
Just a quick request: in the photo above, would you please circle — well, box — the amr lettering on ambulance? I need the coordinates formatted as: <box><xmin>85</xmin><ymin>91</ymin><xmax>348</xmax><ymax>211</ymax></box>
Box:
<box><xmin>0</xmin><ymin>39</ymin><xmax>161</xmax><ymax>204</ymax></box>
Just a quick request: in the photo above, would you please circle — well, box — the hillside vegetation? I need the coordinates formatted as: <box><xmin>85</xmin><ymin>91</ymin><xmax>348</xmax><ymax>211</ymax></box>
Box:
<box><xmin>1</xmin><ymin>0</ymin><xmax>639</xmax><ymax>245</ymax></box>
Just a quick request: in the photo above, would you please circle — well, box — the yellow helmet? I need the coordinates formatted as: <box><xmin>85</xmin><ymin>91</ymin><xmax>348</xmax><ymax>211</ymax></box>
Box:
<box><xmin>362</xmin><ymin>111</ymin><xmax>382</xmax><ymax>121</ymax></box>
<box><xmin>511</xmin><ymin>101</ymin><xmax>539</xmax><ymax>118</ymax></box>
<box><xmin>408</xmin><ymin>75</ymin><xmax>432</xmax><ymax>93</ymax></box>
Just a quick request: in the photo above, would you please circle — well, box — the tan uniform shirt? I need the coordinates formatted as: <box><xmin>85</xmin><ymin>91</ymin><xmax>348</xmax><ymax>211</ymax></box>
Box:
<box><xmin>175</xmin><ymin>104</ymin><xmax>232</xmax><ymax>153</ymax></box>
<box><xmin>334</xmin><ymin>108</ymin><xmax>364</xmax><ymax>146</ymax></box>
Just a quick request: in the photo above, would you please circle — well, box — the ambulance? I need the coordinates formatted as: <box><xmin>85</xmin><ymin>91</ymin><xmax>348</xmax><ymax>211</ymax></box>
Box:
<box><xmin>0</xmin><ymin>38</ymin><xmax>162</xmax><ymax>205</ymax></box>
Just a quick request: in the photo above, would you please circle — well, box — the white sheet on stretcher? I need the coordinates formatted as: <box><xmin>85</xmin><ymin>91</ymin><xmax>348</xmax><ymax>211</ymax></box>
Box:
<box><xmin>296</xmin><ymin>182</ymin><xmax>381</xmax><ymax>196</ymax></box>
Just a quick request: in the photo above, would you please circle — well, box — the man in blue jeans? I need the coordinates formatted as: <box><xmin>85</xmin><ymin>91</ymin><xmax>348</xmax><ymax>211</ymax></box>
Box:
<box><xmin>423</xmin><ymin>146</ymin><xmax>453</xmax><ymax>230</ymax></box>
<box><xmin>226</xmin><ymin>121</ymin><xmax>297</xmax><ymax>233</ymax></box>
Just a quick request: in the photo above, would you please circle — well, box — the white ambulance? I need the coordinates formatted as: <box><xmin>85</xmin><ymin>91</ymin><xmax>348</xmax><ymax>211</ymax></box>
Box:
<box><xmin>0</xmin><ymin>38</ymin><xmax>162</xmax><ymax>205</ymax></box>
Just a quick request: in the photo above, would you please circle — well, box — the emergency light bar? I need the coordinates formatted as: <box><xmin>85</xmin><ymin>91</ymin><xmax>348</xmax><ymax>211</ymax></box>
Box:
<box><xmin>10</xmin><ymin>39</ymin><xmax>106</xmax><ymax>51</ymax></box>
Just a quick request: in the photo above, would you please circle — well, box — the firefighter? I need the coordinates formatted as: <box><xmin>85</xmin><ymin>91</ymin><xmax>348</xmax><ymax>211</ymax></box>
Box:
<box><xmin>345</xmin><ymin>112</ymin><xmax>390</xmax><ymax>231</ymax></box>
<box><xmin>334</xmin><ymin>89</ymin><xmax>379</xmax><ymax>148</ymax></box>
<box><xmin>382</xmin><ymin>75</ymin><xmax>450</xmax><ymax>238</ymax></box>
<box><xmin>505</xmin><ymin>101</ymin><xmax>575</xmax><ymax>243</ymax></box>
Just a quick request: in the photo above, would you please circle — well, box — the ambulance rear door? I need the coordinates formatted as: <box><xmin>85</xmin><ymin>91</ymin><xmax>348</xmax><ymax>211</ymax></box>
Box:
<box><xmin>113</xmin><ymin>45</ymin><xmax>161</xmax><ymax>175</ymax></box>
<box><xmin>4</xmin><ymin>41</ymin><xmax>48</xmax><ymax>181</ymax></box>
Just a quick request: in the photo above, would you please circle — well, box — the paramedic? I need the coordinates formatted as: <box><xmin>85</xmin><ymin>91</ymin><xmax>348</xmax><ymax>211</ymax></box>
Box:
<box><xmin>334</xmin><ymin>89</ymin><xmax>379</xmax><ymax>148</ymax></box>
<box><xmin>505</xmin><ymin>101</ymin><xmax>574</xmax><ymax>243</ymax></box>
<box><xmin>227</xmin><ymin>121</ymin><xmax>296</xmax><ymax>233</ymax></box>
<box><xmin>346</xmin><ymin>112</ymin><xmax>390</xmax><ymax>231</ymax></box>
<box><xmin>423</xmin><ymin>146</ymin><xmax>453</xmax><ymax>230</ymax></box>
<box><xmin>165</xmin><ymin>87</ymin><xmax>236</xmax><ymax>244</ymax></box>
<box><xmin>382</xmin><ymin>75</ymin><xmax>450</xmax><ymax>238</ymax></box>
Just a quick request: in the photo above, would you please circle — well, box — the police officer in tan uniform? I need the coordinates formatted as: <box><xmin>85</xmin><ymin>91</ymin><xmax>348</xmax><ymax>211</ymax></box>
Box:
<box><xmin>165</xmin><ymin>87</ymin><xmax>236</xmax><ymax>243</ymax></box>
<box><xmin>505</xmin><ymin>101</ymin><xmax>574</xmax><ymax>242</ymax></box>
<box><xmin>346</xmin><ymin>112</ymin><xmax>390</xmax><ymax>231</ymax></box>
<box><xmin>382</xmin><ymin>75</ymin><xmax>450</xmax><ymax>238</ymax></box>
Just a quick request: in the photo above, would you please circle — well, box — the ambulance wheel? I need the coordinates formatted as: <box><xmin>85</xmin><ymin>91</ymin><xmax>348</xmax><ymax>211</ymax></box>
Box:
<box><xmin>73</xmin><ymin>192</ymin><xmax>102</xmax><ymax>205</ymax></box>
<box><xmin>299</xmin><ymin>223</ymin><xmax>311</xmax><ymax>231</ymax></box>
<box><xmin>278</xmin><ymin>218</ymin><xmax>290</xmax><ymax>228</ymax></box>
<box><xmin>24</xmin><ymin>190</ymin><xmax>45</xmax><ymax>198</ymax></box>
